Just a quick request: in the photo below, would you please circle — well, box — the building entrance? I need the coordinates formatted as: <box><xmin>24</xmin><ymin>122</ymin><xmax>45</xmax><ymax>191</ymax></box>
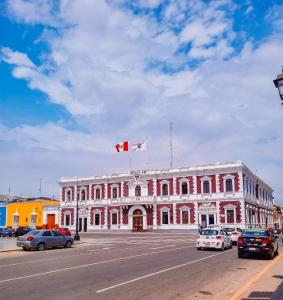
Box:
<box><xmin>79</xmin><ymin>217</ymin><xmax>88</xmax><ymax>232</ymax></box>
<box><xmin>132</xmin><ymin>209</ymin><xmax>143</xmax><ymax>232</ymax></box>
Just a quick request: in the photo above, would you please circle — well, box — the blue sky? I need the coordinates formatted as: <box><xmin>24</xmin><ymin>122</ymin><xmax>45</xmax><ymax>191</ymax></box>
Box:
<box><xmin>0</xmin><ymin>0</ymin><xmax>283</xmax><ymax>200</ymax></box>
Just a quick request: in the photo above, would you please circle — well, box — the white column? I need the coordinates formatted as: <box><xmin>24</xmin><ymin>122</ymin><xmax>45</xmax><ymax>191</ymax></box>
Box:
<box><xmin>104</xmin><ymin>205</ymin><xmax>108</xmax><ymax>229</ymax></box>
<box><xmin>104</xmin><ymin>182</ymin><xmax>108</xmax><ymax>199</ymax></box>
<box><xmin>238</xmin><ymin>172</ymin><xmax>243</xmax><ymax>192</ymax></box>
<box><xmin>240</xmin><ymin>200</ymin><xmax>246</xmax><ymax>226</ymax></box>
<box><xmin>120</xmin><ymin>207</ymin><xmax>123</xmax><ymax>225</ymax></box>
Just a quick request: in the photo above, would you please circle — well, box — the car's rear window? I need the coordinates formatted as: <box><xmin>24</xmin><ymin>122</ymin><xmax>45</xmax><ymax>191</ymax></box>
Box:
<box><xmin>29</xmin><ymin>230</ymin><xmax>40</xmax><ymax>235</ymax></box>
<box><xmin>200</xmin><ymin>229</ymin><xmax>218</xmax><ymax>236</ymax></box>
<box><xmin>242</xmin><ymin>230</ymin><xmax>268</xmax><ymax>237</ymax></box>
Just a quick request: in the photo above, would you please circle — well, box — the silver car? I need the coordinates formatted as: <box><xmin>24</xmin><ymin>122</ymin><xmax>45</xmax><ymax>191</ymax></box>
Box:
<box><xmin>17</xmin><ymin>230</ymin><xmax>74</xmax><ymax>251</ymax></box>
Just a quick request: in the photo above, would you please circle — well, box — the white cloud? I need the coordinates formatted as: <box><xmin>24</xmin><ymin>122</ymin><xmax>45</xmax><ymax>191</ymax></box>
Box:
<box><xmin>2</xmin><ymin>0</ymin><xmax>283</xmax><ymax>202</ymax></box>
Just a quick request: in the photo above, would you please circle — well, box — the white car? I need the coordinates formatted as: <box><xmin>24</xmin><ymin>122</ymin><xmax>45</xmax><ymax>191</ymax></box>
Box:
<box><xmin>196</xmin><ymin>228</ymin><xmax>232</xmax><ymax>251</ymax></box>
<box><xmin>224</xmin><ymin>227</ymin><xmax>242</xmax><ymax>244</ymax></box>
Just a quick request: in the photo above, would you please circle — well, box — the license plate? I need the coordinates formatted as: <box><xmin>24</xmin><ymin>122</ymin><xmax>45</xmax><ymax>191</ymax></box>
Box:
<box><xmin>256</xmin><ymin>239</ymin><xmax>262</xmax><ymax>242</ymax></box>
<box><xmin>249</xmin><ymin>247</ymin><xmax>256</xmax><ymax>251</ymax></box>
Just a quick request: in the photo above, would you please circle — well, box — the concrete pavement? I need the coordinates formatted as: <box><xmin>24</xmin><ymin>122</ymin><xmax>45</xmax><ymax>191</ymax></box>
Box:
<box><xmin>0</xmin><ymin>233</ymin><xmax>281</xmax><ymax>300</ymax></box>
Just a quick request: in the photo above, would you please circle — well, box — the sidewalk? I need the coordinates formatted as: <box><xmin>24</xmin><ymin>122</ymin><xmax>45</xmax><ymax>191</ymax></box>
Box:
<box><xmin>231</xmin><ymin>251</ymin><xmax>283</xmax><ymax>300</ymax></box>
<box><xmin>0</xmin><ymin>237</ymin><xmax>85</xmax><ymax>253</ymax></box>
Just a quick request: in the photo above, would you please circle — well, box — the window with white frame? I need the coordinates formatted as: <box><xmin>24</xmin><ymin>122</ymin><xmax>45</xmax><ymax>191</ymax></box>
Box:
<box><xmin>135</xmin><ymin>185</ymin><xmax>141</xmax><ymax>196</ymax></box>
<box><xmin>181</xmin><ymin>181</ymin><xmax>188</xmax><ymax>195</ymax></box>
<box><xmin>111</xmin><ymin>211</ymin><xmax>118</xmax><ymax>225</ymax></box>
<box><xmin>94</xmin><ymin>211</ymin><xmax>101</xmax><ymax>226</ymax></box>
<box><xmin>81</xmin><ymin>189</ymin><xmax>86</xmax><ymax>201</ymax></box>
<box><xmin>180</xmin><ymin>207</ymin><xmax>190</xmax><ymax>224</ymax></box>
<box><xmin>95</xmin><ymin>187</ymin><xmax>101</xmax><ymax>200</ymax></box>
<box><xmin>162</xmin><ymin>183</ymin><xmax>169</xmax><ymax>196</ymax></box>
<box><xmin>224</xmin><ymin>205</ymin><xmax>236</xmax><ymax>224</ymax></box>
<box><xmin>203</xmin><ymin>181</ymin><xmax>210</xmax><ymax>193</ymax></box>
<box><xmin>225</xmin><ymin>179</ymin><xmax>233</xmax><ymax>192</ymax></box>
<box><xmin>112</xmin><ymin>187</ymin><xmax>118</xmax><ymax>199</ymax></box>
<box><xmin>161</xmin><ymin>208</ymin><xmax>170</xmax><ymax>224</ymax></box>
<box><xmin>30</xmin><ymin>214</ymin><xmax>37</xmax><ymax>226</ymax></box>
<box><xmin>65</xmin><ymin>189</ymin><xmax>72</xmax><ymax>201</ymax></box>
<box><xmin>65</xmin><ymin>214</ymin><xmax>70</xmax><ymax>226</ymax></box>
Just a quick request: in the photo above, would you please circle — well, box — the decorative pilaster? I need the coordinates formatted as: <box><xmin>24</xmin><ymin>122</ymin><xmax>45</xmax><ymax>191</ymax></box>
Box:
<box><xmin>173</xmin><ymin>202</ymin><xmax>176</xmax><ymax>224</ymax></box>
<box><xmin>216</xmin><ymin>201</ymin><xmax>220</xmax><ymax>225</ymax></box>
<box><xmin>153</xmin><ymin>203</ymin><xmax>157</xmax><ymax>229</ymax></box>
<box><xmin>238</xmin><ymin>171</ymin><xmax>243</xmax><ymax>192</ymax></box>
<box><xmin>153</xmin><ymin>178</ymin><xmax>157</xmax><ymax>196</ymax></box>
<box><xmin>104</xmin><ymin>205</ymin><xmax>108</xmax><ymax>228</ymax></box>
<box><xmin>104</xmin><ymin>182</ymin><xmax>108</xmax><ymax>199</ymax></box>
<box><xmin>240</xmin><ymin>199</ymin><xmax>246</xmax><ymax>226</ymax></box>
<box><xmin>173</xmin><ymin>177</ymin><xmax>177</xmax><ymax>195</ymax></box>
<box><xmin>120</xmin><ymin>207</ymin><xmax>123</xmax><ymax>225</ymax></box>
<box><xmin>121</xmin><ymin>181</ymin><xmax>124</xmax><ymax>197</ymax></box>
<box><xmin>193</xmin><ymin>175</ymin><xmax>197</xmax><ymax>195</ymax></box>
<box><xmin>89</xmin><ymin>184</ymin><xmax>92</xmax><ymax>200</ymax></box>
<box><xmin>194</xmin><ymin>202</ymin><xmax>198</xmax><ymax>225</ymax></box>
<box><xmin>216</xmin><ymin>174</ymin><xmax>220</xmax><ymax>193</ymax></box>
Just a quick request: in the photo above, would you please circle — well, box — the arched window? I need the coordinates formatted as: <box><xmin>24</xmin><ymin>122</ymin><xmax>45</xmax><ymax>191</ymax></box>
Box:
<box><xmin>95</xmin><ymin>188</ymin><xmax>101</xmax><ymax>200</ymax></box>
<box><xmin>135</xmin><ymin>185</ymin><xmax>141</xmax><ymax>197</ymax></box>
<box><xmin>161</xmin><ymin>209</ymin><xmax>169</xmax><ymax>224</ymax></box>
<box><xmin>112</xmin><ymin>187</ymin><xmax>118</xmax><ymax>199</ymax></box>
<box><xmin>81</xmin><ymin>190</ymin><xmax>86</xmax><ymax>200</ymax></box>
<box><xmin>181</xmin><ymin>182</ymin><xmax>188</xmax><ymax>195</ymax></box>
<box><xmin>67</xmin><ymin>190</ymin><xmax>71</xmax><ymax>201</ymax></box>
<box><xmin>162</xmin><ymin>184</ymin><xmax>168</xmax><ymax>196</ymax></box>
<box><xmin>225</xmin><ymin>179</ymin><xmax>233</xmax><ymax>192</ymax></box>
<box><xmin>203</xmin><ymin>181</ymin><xmax>210</xmax><ymax>193</ymax></box>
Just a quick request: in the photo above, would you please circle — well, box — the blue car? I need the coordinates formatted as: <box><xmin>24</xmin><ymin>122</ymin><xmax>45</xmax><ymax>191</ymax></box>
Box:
<box><xmin>0</xmin><ymin>227</ymin><xmax>14</xmax><ymax>237</ymax></box>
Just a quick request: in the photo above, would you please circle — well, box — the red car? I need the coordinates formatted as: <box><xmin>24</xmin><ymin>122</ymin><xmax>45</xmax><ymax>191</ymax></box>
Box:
<box><xmin>57</xmin><ymin>227</ymin><xmax>71</xmax><ymax>236</ymax></box>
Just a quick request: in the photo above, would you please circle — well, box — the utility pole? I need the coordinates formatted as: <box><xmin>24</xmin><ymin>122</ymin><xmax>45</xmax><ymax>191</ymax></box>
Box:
<box><xmin>170</xmin><ymin>121</ymin><xmax>173</xmax><ymax>168</ymax></box>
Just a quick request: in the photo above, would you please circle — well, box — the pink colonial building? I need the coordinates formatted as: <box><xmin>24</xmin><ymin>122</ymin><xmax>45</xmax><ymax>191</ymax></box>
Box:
<box><xmin>59</xmin><ymin>161</ymin><xmax>274</xmax><ymax>232</ymax></box>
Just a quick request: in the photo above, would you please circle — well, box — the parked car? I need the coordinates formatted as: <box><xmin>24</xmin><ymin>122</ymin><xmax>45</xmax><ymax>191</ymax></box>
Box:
<box><xmin>17</xmin><ymin>230</ymin><xmax>74</xmax><ymax>251</ymax></box>
<box><xmin>196</xmin><ymin>228</ymin><xmax>232</xmax><ymax>251</ymax></box>
<box><xmin>14</xmin><ymin>226</ymin><xmax>34</xmax><ymax>237</ymax></box>
<box><xmin>0</xmin><ymin>227</ymin><xmax>14</xmax><ymax>237</ymax></box>
<box><xmin>224</xmin><ymin>227</ymin><xmax>242</xmax><ymax>244</ymax></box>
<box><xmin>57</xmin><ymin>227</ymin><xmax>71</xmax><ymax>236</ymax></box>
<box><xmin>238</xmin><ymin>229</ymin><xmax>279</xmax><ymax>259</ymax></box>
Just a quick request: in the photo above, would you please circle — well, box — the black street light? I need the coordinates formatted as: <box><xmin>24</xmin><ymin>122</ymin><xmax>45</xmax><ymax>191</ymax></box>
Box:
<box><xmin>74</xmin><ymin>179</ymin><xmax>80</xmax><ymax>241</ymax></box>
<box><xmin>273</xmin><ymin>67</ymin><xmax>283</xmax><ymax>103</ymax></box>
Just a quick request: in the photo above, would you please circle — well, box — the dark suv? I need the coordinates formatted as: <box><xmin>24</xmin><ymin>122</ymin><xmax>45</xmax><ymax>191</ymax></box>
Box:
<box><xmin>238</xmin><ymin>229</ymin><xmax>279</xmax><ymax>259</ymax></box>
<box><xmin>14</xmin><ymin>227</ymin><xmax>34</xmax><ymax>237</ymax></box>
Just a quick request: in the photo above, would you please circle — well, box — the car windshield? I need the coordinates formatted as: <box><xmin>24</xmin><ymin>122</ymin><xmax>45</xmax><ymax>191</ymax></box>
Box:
<box><xmin>242</xmin><ymin>230</ymin><xmax>268</xmax><ymax>237</ymax></box>
<box><xmin>200</xmin><ymin>229</ymin><xmax>218</xmax><ymax>236</ymax></box>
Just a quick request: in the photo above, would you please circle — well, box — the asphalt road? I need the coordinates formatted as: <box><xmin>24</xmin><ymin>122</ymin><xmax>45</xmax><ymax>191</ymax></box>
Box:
<box><xmin>0</xmin><ymin>233</ymin><xmax>278</xmax><ymax>300</ymax></box>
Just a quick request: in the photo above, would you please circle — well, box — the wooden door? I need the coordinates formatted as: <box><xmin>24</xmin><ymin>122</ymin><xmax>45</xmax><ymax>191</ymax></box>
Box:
<box><xmin>47</xmin><ymin>214</ymin><xmax>55</xmax><ymax>229</ymax></box>
<box><xmin>132</xmin><ymin>209</ymin><xmax>143</xmax><ymax>232</ymax></box>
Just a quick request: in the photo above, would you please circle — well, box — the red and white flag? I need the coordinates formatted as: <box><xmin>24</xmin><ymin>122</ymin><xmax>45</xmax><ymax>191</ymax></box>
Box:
<box><xmin>115</xmin><ymin>141</ymin><xmax>129</xmax><ymax>152</ymax></box>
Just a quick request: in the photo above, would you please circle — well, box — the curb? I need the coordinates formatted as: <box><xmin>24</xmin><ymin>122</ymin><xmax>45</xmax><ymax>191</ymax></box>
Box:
<box><xmin>0</xmin><ymin>249</ymin><xmax>19</xmax><ymax>253</ymax></box>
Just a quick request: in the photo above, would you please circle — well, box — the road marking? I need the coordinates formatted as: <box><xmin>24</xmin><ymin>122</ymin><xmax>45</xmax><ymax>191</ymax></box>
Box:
<box><xmin>150</xmin><ymin>245</ymin><xmax>176</xmax><ymax>250</ymax></box>
<box><xmin>229</xmin><ymin>252</ymin><xmax>283</xmax><ymax>300</ymax></box>
<box><xmin>96</xmin><ymin>248</ymin><xmax>237</xmax><ymax>293</ymax></box>
<box><xmin>0</xmin><ymin>245</ymin><xmax>193</xmax><ymax>283</ymax></box>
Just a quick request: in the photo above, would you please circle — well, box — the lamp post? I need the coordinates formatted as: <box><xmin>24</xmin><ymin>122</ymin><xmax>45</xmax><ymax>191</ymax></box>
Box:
<box><xmin>74</xmin><ymin>178</ymin><xmax>80</xmax><ymax>241</ymax></box>
<box><xmin>273</xmin><ymin>67</ymin><xmax>283</xmax><ymax>103</ymax></box>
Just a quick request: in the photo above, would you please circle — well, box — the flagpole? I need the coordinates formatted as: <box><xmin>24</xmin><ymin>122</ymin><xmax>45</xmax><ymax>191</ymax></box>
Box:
<box><xmin>170</xmin><ymin>122</ymin><xmax>173</xmax><ymax>168</ymax></box>
<box><xmin>128</xmin><ymin>149</ymin><xmax>132</xmax><ymax>172</ymax></box>
<box><xmin>145</xmin><ymin>138</ymin><xmax>149</xmax><ymax>170</ymax></box>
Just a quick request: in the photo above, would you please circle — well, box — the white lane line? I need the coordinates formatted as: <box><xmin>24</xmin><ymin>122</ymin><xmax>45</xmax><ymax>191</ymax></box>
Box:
<box><xmin>0</xmin><ymin>245</ymin><xmax>193</xmax><ymax>283</ymax></box>
<box><xmin>96</xmin><ymin>248</ymin><xmax>237</xmax><ymax>294</ymax></box>
<box><xmin>150</xmin><ymin>245</ymin><xmax>176</xmax><ymax>250</ymax></box>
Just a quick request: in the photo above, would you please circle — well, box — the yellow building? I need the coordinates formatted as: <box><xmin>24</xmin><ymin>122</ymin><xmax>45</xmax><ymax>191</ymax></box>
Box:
<box><xmin>7</xmin><ymin>197</ymin><xmax>60</xmax><ymax>229</ymax></box>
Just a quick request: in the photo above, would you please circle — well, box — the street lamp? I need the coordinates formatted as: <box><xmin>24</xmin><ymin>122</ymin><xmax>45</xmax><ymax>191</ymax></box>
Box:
<box><xmin>273</xmin><ymin>67</ymin><xmax>283</xmax><ymax>103</ymax></box>
<box><xmin>74</xmin><ymin>178</ymin><xmax>80</xmax><ymax>241</ymax></box>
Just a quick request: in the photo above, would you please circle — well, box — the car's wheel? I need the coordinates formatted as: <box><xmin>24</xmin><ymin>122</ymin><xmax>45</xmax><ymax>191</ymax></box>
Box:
<box><xmin>65</xmin><ymin>240</ymin><xmax>72</xmax><ymax>248</ymax></box>
<box><xmin>275</xmin><ymin>245</ymin><xmax>279</xmax><ymax>256</ymax></box>
<box><xmin>238</xmin><ymin>251</ymin><xmax>244</xmax><ymax>258</ymax></box>
<box><xmin>197</xmin><ymin>247</ymin><xmax>201</xmax><ymax>250</ymax></box>
<box><xmin>37</xmin><ymin>242</ymin><xmax>45</xmax><ymax>251</ymax></box>
<box><xmin>221</xmin><ymin>243</ymin><xmax>225</xmax><ymax>251</ymax></box>
<box><xmin>23</xmin><ymin>247</ymin><xmax>29</xmax><ymax>251</ymax></box>
<box><xmin>229</xmin><ymin>241</ymin><xmax>233</xmax><ymax>249</ymax></box>
<box><xmin>267</xmin><ymin>248</ymin><xmax>275</xmax><ymax>260</ymax></box>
